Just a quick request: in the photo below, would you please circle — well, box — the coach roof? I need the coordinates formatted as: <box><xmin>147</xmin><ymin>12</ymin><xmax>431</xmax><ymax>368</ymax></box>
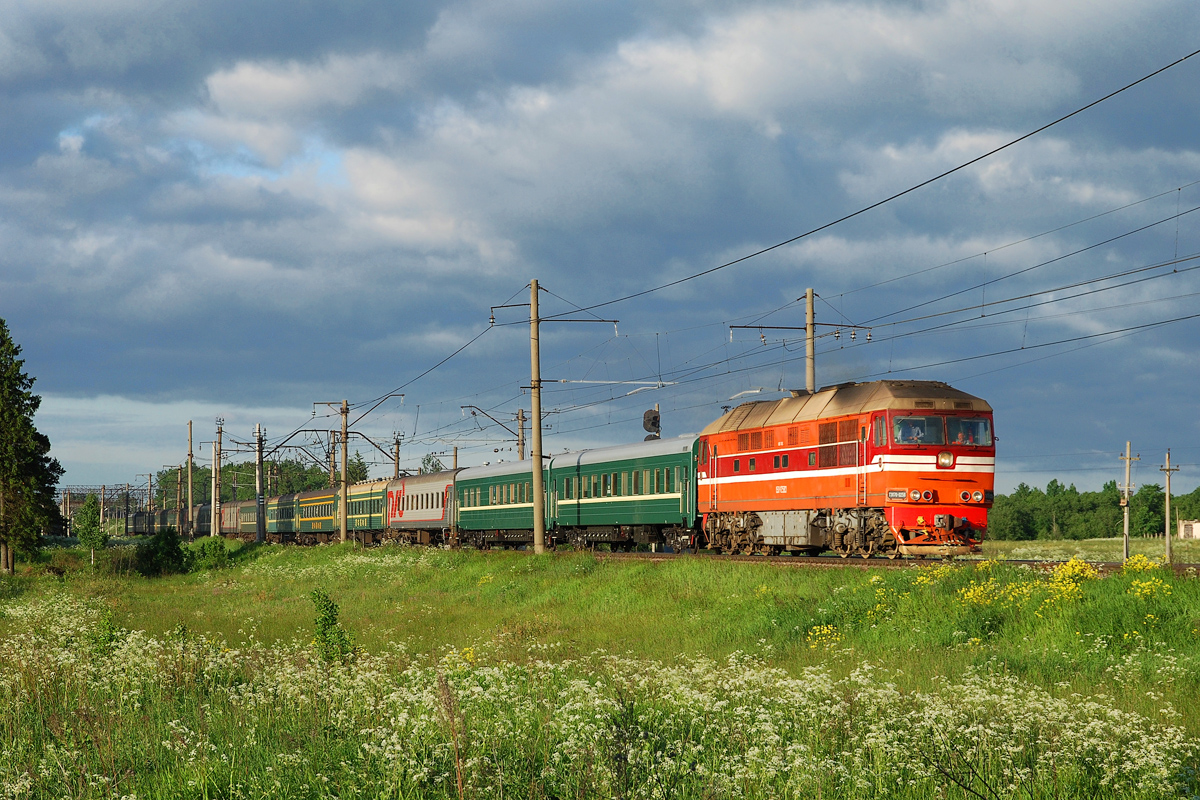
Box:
<box><xmin>700</xmin><ymin>380</ymin><xmax>991</xmax><ymax>435</ymax></box>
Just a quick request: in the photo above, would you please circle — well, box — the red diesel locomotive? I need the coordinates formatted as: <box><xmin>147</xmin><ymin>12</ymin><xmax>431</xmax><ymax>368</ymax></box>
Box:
<box><xmin>696</xmin><ymin>380</ymin><xmax>994</xmax><ymax>557</ymax></box>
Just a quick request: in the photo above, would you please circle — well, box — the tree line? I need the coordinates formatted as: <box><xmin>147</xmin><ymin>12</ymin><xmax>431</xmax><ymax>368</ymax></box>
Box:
<box><xmin>988</xmin><ymin>479</ymin><xmax>1200</xmax><ymax>540</ymax></box>
<box><xmin>152</xmin><ymin>452</ymin><xmax>371</xmax><ymax>509</ymax></box>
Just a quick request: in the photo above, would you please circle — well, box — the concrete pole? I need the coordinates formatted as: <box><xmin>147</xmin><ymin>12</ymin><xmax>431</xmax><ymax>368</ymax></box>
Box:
<box><xmin>1120</xmin><ymin>442</ymin><xmax>1137</xmax><ymax>562</ymax></box>
<box><xmin>176</xmin><ymin>466</ymin><xmax>182</xmax><ymax>533</ymax></box>
<box><xmin>805</xmin><ymin>288</ymin><xmax>815</xmax><ymax>393</ymax></box>
<box><xmin>393</xmin><ymin>436</ymin><xmax>401</xmax><ymax>479</ymax></box>
<box><xmin>1161</xmin><ymin>450</ymin><xmax>1178</xmax><ymax>563</ymax></box>
<box><xmin>255</xmin><ymin>423</ymin><xmax>266</xmax><ymax>544</ymax></box>
<box><xmin>340</xmin><ymin>400</ymin><xmax>348</xmax><ymax>544</ymax></box>
<box><xmin>329</xmin><ymin>432</ymin><xmax>336</xmax><ymax>487</ymax></box>
<box><xmin>517</xmin><ymin>408</ymin><xmax>526</xmax><ymax>460</ymax></box>
<box><xmin>100</xmin><ymin>485</ymin><xmax>105</xmax><ymax>531</ymax></box>
<box><xmin>451</xmin><ymin>446</ymin><xmax>459</xmax><ymax>546</ymax></box>
<box><xmin>187</xmin><ymin>421</ymin><xmax>195</xmax><ymax>537</ymax></box>
<box><xmin>213</xmin><ymin>422</ymin><xmax>222</xmax><ymax>536</ymax></box>
<box><xmin>530</xmin><ymin>279</ymin><xmax>546</xmax><ymax>554</ymax></box>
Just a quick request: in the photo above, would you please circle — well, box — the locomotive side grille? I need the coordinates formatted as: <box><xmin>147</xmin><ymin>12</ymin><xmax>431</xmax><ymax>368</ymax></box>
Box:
<box><xmin>737</xmin><ymin>433</ymin><xmax>750</xmax><ymax>451</ymax></box>
<box><xmin>787</xmin><ymin>426</ymin><xmax>798</xmax><ymax>446</ymax></box>
<box><xmin>818</xmin><ymin>422</ymin><xmax>838</xmax><ymax>468</ymax></box>
<box><xmin>750</xmin><ymin>431</ymin><xmax>762</xmax><ymax>450</ymax></box>
<box><xmin>837</xmin><ymin>420</ymin><xmax>858</xmax><ymax>466</ymax></box>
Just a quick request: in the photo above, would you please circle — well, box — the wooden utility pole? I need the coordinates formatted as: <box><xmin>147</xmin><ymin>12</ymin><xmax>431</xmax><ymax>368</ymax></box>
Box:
<box><xmin>1119</xmin><ymin>443</ymin><xmax>1138</xmax><ymax>561</ymax></box>
<box><xmin>213</xmin><ymin>420</ymin><xmax>223</xmax><ymax>536</ymax></box>
<box><xmin>187</xmin><ymin>421</ymin><xmax>194</xmax><ymax>537</ymax></box>
<box><xmin>805</xmin><ymin>288</ymin><xmax>815</xmax><ymax>393</ymax></box>
<box><xmin>530</xmin><ymin>280</ymin><xmax>546</xmax><ymax>554</ymax></box>
<box><xmin>340</xmin><ymin>400</ymin><xmax>348</xmax><ymax>544</ymax></box>
<box><xmin>517</xmin><ymin>409</ymin><xmax>526</xmax><ymax>460</ymax></box>
<box><xmin>1161</xmin><ymin>450</ymin><xmax>1179</xmax><ymax>563</ymax></box>
<box><xmin>255</xmin><ymin>423</ymin><xmax>266</xmax><ymax>544</ymax></box>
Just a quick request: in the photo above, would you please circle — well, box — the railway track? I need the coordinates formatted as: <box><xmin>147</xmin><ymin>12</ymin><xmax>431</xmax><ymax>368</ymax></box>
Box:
<box><xmin>592</xmin><ymin>550</ymin><xmax>1200</xmax><ymax>575</ymax></box>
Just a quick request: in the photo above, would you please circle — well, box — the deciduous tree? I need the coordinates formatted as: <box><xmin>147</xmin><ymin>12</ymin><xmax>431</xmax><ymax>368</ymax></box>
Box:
<box><xmin>74</xmin><ymin>494</ymin><xmax>106</xmax><ymax>566</ymax></box>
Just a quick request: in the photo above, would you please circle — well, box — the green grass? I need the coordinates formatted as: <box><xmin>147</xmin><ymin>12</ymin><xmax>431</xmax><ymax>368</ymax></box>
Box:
<box><xmin>2</xmin><ymin>541</ymin><xmax>1198</xmax><ymax>798</ymax></box>
<box><xmin>981</xmin><ymin>535</ymin><xmax>1200</xmax><ymax>562</ymax></box>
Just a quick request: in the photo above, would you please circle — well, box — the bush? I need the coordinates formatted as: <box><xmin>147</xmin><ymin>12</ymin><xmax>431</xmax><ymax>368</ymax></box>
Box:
<box><xmin>190</xmin><ymin>537</ymin><xmax>230</xmax><ymax>571</ymax></box>
<box><xmin>98</xmin><ymin>545</ymin><xmax>138</xmax><ymax>577</ymax></box>
<box><xmin>135</xmin><ymin>526</ymin><xmax>188</xmax><ymax>577</ymax></box>
<box><xmin>310</xmin><ymin>588</ymin><xmax>355</xmax><ymax>662</ymax></box>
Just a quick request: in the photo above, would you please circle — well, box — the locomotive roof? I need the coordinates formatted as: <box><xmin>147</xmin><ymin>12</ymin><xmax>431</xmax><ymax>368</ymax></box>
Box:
<box><xmin>699</xmin><ymin>379</ymin><xmax>991</xmax><ymax>435</ymax></box>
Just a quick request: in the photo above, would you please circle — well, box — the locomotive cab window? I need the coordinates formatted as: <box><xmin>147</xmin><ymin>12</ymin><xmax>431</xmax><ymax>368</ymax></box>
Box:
<box><xmin>893</xmin><ymin>416</ymin><xmax>945</xmax><ymax>445</ymax></box>
<box><xmin>947</xmin><ymin>417</ymin><xmax>992</xmax><ymax>446</ymax></box>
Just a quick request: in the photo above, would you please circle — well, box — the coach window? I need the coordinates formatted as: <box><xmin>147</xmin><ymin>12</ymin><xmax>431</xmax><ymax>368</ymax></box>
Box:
<box><xmin>525</xmin><ymin>482</ymin><xmax>531</xmax><ymax>502</ymax></box>
<box><xmin>808</xmin><ymin>452</ymin><xmax>816</xmax><ymax>466</ymax></box>
<box><xmin>749</xmin><ymin>458</ymin><xmax>756</xmax><ymax>472</ymax></box>
<box><xmin>601</xmin><ymin>473</ymin><xmax>611</xmax><ymax>497</ymax></box>
<box><xmin>733</xmin><ymin>459</ymin><xmax>740</xmax><ymax>473</ymax></box>
<box><xmin>666</xmin><ymin>468</ymin><xmax>673</xmax><ymax>493</ymax></box>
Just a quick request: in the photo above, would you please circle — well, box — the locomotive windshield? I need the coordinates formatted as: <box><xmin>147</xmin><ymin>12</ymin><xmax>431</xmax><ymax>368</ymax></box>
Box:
<box><xmin>947</xmin><ymin>417</ymin><xmax>992</xmax><ymax>446</ymax></box>
<box><xmin>892</xmin><ymin>416</ymin><xmax>945</xmax><ymax>445</ymax></box>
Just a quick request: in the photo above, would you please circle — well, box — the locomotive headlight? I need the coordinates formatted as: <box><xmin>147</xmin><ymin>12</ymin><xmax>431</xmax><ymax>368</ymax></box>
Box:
<box><xmin>937</xmin><ymin>451</ymin><xmax>954</xmax><ymax>468</ymax></box>
<box><xmin>972</xmin><ymin>491</ymin><xmax>984</xmax><ymax>502</ymax></box>
<box><xmin>960</xmin><ymin>490</ymin><xmax>970</xmax><ymax>502</ymax></box>
<box><xmin>910</xmin><ymin>489</ymin><xmax>921</xmax><ymax>502</ymax></box>
<box><xmin>921</xmin><ymin>490</ymin><xmax>933</xmax><ymax>502</ymax></box>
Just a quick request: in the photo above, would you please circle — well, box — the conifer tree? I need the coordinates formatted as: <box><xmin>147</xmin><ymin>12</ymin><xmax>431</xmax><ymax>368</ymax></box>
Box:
<box><xmin>0</xmin><ymin>319</ymin><xmax>63</xmax><ymax>574</ymax></box>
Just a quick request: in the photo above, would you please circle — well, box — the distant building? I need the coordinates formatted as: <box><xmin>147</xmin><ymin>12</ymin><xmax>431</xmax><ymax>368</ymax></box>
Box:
<box><xmin>1179</xmin><ymin>520</ymin><xmax>1200</xmax><ymax>540</ymax></box>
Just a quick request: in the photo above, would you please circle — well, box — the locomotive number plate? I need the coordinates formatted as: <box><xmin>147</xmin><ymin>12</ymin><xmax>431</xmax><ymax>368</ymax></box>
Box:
<box><xmin>775</xmin><ymin>485</ymin><xmax>787</xmax><ymax>494</ymax></box>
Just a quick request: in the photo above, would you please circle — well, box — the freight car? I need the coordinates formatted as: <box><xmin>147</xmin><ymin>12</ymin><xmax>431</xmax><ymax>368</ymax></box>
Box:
<box><xmin>169</xmin><ymin>379</ymin><xmax>992</xmax><ymax>557</ymax></box>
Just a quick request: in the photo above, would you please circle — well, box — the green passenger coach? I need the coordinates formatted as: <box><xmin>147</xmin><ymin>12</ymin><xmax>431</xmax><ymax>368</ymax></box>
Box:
<box><xmin>456</xmin><ymin>460</ymin><xmax>551</xmax><ymax>548</ymax></box>
<box><xmin>552</xmin><ymin>436</ymin><xmax>698</xmax><ymax>550</ymax></box>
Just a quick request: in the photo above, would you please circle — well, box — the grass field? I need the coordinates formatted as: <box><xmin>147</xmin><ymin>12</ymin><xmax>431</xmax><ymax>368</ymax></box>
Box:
<box><xmin>1</xmin><ymin>539</ymin><xmax>1197</xmax><ymax>798</ymax></box>
<box><xmin>981</xmin><ymin>536</ymin><xmax>1200</xmax><ymax>563</ymax></box>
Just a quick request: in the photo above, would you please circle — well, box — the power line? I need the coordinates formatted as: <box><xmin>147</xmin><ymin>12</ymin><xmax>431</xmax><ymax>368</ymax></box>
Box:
<box><xmin>542</xmin><ymin>46</ymin><xmax>1200</xmax><ymax>318</ymax></box>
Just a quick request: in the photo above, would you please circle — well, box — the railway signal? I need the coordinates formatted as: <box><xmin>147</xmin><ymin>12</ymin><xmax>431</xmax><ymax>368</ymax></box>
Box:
<box><xmin>643</xmin><ymin>407</ymin><xmax>661</xmax><ymax>441</ymax></box>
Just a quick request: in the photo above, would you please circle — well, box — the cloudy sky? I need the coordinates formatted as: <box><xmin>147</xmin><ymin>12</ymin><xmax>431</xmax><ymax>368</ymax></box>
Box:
<box><xmin>3</xmin><ymin>0</ymin><xmax>1199</xmax><ymax>496</ymax></box>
